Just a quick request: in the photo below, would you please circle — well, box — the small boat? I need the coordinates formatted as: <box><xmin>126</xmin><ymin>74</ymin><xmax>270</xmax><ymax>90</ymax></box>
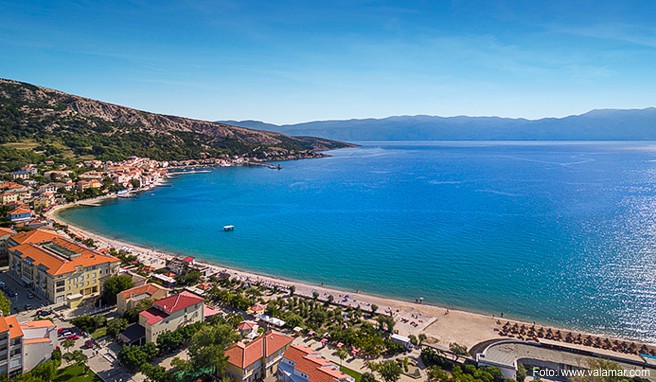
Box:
<box><xmin>223</xmin><ymin>225</ymin><xmax>235</xmax><ymax>232</ymax></box>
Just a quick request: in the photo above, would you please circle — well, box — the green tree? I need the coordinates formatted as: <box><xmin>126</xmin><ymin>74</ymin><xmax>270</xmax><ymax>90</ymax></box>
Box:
<box><xmin>333</xmin><ymin>349</ymin><xmax>348</xmax><ymax>366</ymax></box>
<box><xmin>71</xmin><ymin>350</ymin><xmax>89</xmax><ymax>375</ymax></box>
<box><xmin>156</xmin><ymin>330</ymin><xmax>184</xmax><ymax>354</ymax></box>
<box><xmin>118</xmin><ymin>344</ymin><xmax>147</xmax><ymax>372</ymax></box>
<box><xmin>289</xmin><ymin>285</ymin><xmax>296</xmax><ymax>296</ymax></box>
<box><xmin>101</xmin><ymin>275</ymin><xmax>135</xmax><ymax>305</ymax></box>
<box><xmin>369</xmin><ymin>360</ymin><xmax>402</xmax><ymax>382</ymax></box>
<box><xmin>0</xmin><ymin>291</ymin><xmax>11</xmax><ymax>317</ymax></box>
<box><xmin>71</xmin><ymin>315</ymin><xmax>104</xmax><ymax>333</ymax></box>
<box><xmin>62</xmin><ymin>338</ymin><xmax>75</xmax><ymax>353</ymax></box>
<box><xmin>449</xmin><ymin>342</ymin><xmax>469</xmax><ymax>362</ymax></box>
<box><xmin>30</xmin><ymin>359</ymin><xmax>59</xmax><ymax>381</ymax></box>
<box><xmin>427</xmin><ymin>366</ymin><xmax>449</xmax><ymax>382</ymax></box>
<box><xmin>130</xmin><ymin>178</ymin><xmax>141</xmax><ymax>189</ymax></box>
<box><xmin>361</xmin><ymin>372</ymin><xmax>378</xmax><ymax>382</ymax></box>
<box><xmin>142</xmin><ymin>363</ymin><xmax>176</xmax><ymax>382</ymax></box>
<box><xmin>186</xmin><ymin>323</ymin><xmax>239</xmax><ymax>376</ymax></box>
<box><xmin>142</xmin><ymin>342</ymin><xmax>158</xmax><ymax>361</ymax></box>
<box><xmin>418</xmin><ymin>333</ymin><xmax>427</xmax><ymax>346</ymax></box>
<box><xmin>107</xmin><ymin>317</ymin><xmax>129</xmax><ymax>338</ymax></box>
<box><xmin>577</xmin><ymin>359</ymin><xmax>628</xmax><ymax>382</ymax></box>
<box><xmin>370</xmin><ymin>304</ymin><xmax>378</xmax><ymax>316</ymax></box>
<box><xmin>516</xmin><ymin>362</ymin><xmax>527</xmax><ymax>382</ymax></box>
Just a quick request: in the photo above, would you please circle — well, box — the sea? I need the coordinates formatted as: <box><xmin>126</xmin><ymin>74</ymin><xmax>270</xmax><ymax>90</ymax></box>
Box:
<box><xmin>58</xmin><ymin>141</ymin><xmax>656</xmax><ymax>342</ymax></box>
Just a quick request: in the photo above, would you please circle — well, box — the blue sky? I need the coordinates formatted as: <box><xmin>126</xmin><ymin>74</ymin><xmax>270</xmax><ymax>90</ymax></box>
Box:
<box><xmin>1</xmin><ymin>1</ymin><xmax>655</xmax><ymax>124</ymax></box>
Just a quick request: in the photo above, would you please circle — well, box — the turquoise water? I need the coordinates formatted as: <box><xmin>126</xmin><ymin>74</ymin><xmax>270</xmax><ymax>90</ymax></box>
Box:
<box><xmin>59</xmin><ymin>142</ymin><xmax>656</xmax><ymax>341</ymax></box>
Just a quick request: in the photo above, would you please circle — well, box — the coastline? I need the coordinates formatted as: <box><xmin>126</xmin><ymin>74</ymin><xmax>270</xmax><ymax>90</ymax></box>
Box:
<box><xmin>44</xmin><ymin>192</ymin><xmax>656</xmax><ymax>350</ymax></box>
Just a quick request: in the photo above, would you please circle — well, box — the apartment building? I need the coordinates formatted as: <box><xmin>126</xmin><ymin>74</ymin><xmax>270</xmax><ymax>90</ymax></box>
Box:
<box><xmin>8</xmin><ymin>231</ymin><xmax>120</xmax><ymax>306</ymax></box>
<box><xmin>139</xmin><ymin>291</ymin><xmax>204</xmax><ymax>343</ymax></box>
<box><xmin>0</xmin><ymin>316</ymin><xmax>57</xmax><ymax>378</ymax></box>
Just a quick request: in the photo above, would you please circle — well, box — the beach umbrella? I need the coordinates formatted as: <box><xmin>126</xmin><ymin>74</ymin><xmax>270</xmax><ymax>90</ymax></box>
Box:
<box><xmin>308</xmin><ymin>330</ymin><xmax>315</xmax><ymax>336</ymax></box>
<box><xmin>321</xmin><ymin>338</ymin><xmax>328</xmax><ymax>344</ymax></box>
<box><xmin>337</xmin><ymin>342</ymin><xmax>344</xmax><ymax>348</ymax></box>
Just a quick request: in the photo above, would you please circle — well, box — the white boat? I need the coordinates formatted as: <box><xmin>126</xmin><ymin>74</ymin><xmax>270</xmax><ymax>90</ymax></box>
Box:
<box><xmin>223</xmin><ymin>225</ymin><xmax>235</xmax><ymax>231</ymax></box>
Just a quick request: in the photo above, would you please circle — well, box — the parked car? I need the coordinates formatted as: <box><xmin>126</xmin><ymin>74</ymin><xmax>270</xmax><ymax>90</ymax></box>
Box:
<box><xmin>84</xmin><ymin>339</ymin><xmax>95</xmax><ymax>349</ymax></box>
<box><xmin>23</xmin><ymin>304</ymin><xmax>32</xmax><ymax>311</ymax></box>
<box><xmin>0</xmin><ymin>281</ymin><xmax>5</xmax><ymax>289</ymax></box>
<box><xmin>5</xmin><ymin>289</ymin><xmax>16</xmax><ymax>297</ymax></box>
<box><xmin>35</xmin><ymin>310</ymin><xmax>52</xmax><ymax>317</ymax></box>
<box><xmin>27</xmin><ymin>293</ymin><xmax>34</xmax><ymax>299</ymax></box>
<box><xmin>66</xmin><ymin>334</ymin><xmax>80</xmax><ymax>341</ymax></box>
<box><xmin>58</xmin><ymin>327</ymin><xmax>73</xmax><ymax>336</ymax></box>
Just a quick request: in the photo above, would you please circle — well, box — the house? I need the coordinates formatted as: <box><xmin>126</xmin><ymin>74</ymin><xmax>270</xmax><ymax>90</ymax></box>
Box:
<box><xmin>31</xmin><ymin>196</ymin><xmax>53</xmax><ymax>212</ymax></box>
<box><xmin>168</xmin><ymin>256</ymin><xmax>196</xmax><ymax>275</ymax></box>
<box><xmin>8</xmin><ymin>207</ymin><xmax>32</xmax><ymax>223</ymax></box>
<box><xmin>117</xmin><ymin>283</ymin><xmax>168</xmax><ymax>315</ymax></box>
<box><xmin>0</xmin><ymin>228</ymin><xmax>16</xmax><ymax>263</ymax></box>
<box><xmin>224</xmin><ymin>331</ymin><xmax>294</xmax><ymax>382</ymax></box>
<box><xmin>0</xmin><ymin>316</ymin><xmax>58</xmax><ymax>378</ymax></box>
<box><xmin>139</xmin><ymin>291</ymin><xmax>204</xmax><ymax>343</ymax></box>
<box><xmin>278</xmin><ymin>345</ymin><xmax>355</xmax><ymax>382</ymax></box>
<box><xmin>75</xmin><ymin>180</ymin><xmax>90</xmax><ymax>191</ymax></box>
<box><xmin>8</xmin><ymin>233</ymin><xmax>120</xmax><ymax>306</ymax></box>
<box><xmin>10</xmin><ymin>170</ymin><xmax>32</xmax><ymax>180</ymax></box>
<box><xmin>88</xmin><ymin>179</ymin><xmax>102</xmax><ymax>189</ymax></box>
<box><xmin>0</xmin><ymin>192</ymin><xmax>19</xmax><ymax>205</ymax></box>
<box><xmin>150</xmin><ymin>273</ymin><xmax>176</xmax><ymax>287</ymax></box>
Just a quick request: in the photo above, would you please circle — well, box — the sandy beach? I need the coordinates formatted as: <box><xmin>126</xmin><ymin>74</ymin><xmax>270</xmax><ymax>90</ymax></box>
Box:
<box><xmin>44</xmin><ymin>197</ymin><xmax>655</xmax><ymax>350</ymax></box>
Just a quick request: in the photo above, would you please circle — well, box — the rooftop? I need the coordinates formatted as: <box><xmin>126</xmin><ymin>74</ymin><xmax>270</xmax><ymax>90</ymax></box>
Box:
<box><xmin>119</xmin><ymin>283</ymin><xmax>167</xmax><ymax>299</ymax></box>
<box><xmin>140</xmin><ymin>307</ymin><xmax>169</xmax><ymax>325</ymax></box>
<box><xmin>152</xmin><ymin>291</ymin><xmax>203</xmax><ymax>314</ymax></box>
<box><xmin>283</xmin><ymin>345</ymin><xmax>352</xmax><ymax>382</ymax></box>
<box><xmin>9</xmin><ymin>229</ymin><xmax>61</xmax><ymax>245</ymax></box>
<box><xmin>225</xmin><ymin>330</ymin><xmax>293</xmax><ymax>369</ymax></box>
<box><xmin>10</xmin><ymin>237</ymin><xmax>119</xmax><ymax>276</ymax></box>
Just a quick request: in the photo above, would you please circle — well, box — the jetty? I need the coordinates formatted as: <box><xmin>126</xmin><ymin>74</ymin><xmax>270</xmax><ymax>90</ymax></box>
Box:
<box><xmin>246</xmin><ymin>162</ymin><xmax>282</xmax><ymax>170</ymax></box>
<box><xmin>78</xmin><ymin>201</ymin><xmax>103</xmax><ymax>207</ymax></box>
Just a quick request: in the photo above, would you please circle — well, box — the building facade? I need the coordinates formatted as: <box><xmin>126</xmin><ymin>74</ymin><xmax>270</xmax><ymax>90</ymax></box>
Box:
<box><xmin>8</xmin><ymin>232</ymin><xmax>120</xmax><ymax>306</ymax></box>
<box><xmin>225</xmin><ymin>331</ymin><xmax>294</xmax><ymax>382</ymax></box>
<box><xmin>117</xmin><ymin>283</ymin><xmax>168</xmax><ymax>315</ymax></box>
<box><xmin>278</xmin><ymin>345</ymin><xmax>355</xmax><ymax>382</ymax></box>
<box><xmin>0</xmin><ymin>316</ymin><xmax>57</xmax><ymax>378</ymax></box>
<box><xmin>139</xmin><ymin>291</ymin><xmax>204</xmax><ymax>343</ymax></box>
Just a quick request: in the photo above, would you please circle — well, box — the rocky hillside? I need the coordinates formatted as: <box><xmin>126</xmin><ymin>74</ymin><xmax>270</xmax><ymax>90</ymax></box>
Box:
<box><xmin>0</xmin><ymin>78</ymin><xmax>351</xmax><ymax>164</ymax></box>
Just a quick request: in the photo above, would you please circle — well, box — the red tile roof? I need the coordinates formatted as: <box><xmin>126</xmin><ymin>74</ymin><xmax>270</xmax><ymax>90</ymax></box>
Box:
<box><xmin>9</xmin><ymin>229</ymin><xmax>61</xmax><ymax>245</ymax></box>
<box><xmin>140</xmin><ymin>307</ymin><xmax>168</xmax><ymax>325</ymax></box>
<box><xmin>0</xmin><ymin>227</ymin><xmax>15</xmax><ymax>236</ymax></box>
<box><xmin>236</xmin><ymin>321</ymin><xmax>257</xmax><ymax>331</ymax></box>
<box><xmin>10</xmin><ymin>237</ymin><xmax>119</xmax><ymax>276</ymax></box>
<box><xmin>225</xmin><ymin>331</ymin><xmax>293</xmax><ymax>369</ymax></box>
<box><xmin>152</xmin><ymin>291</ymin><xmax>203</xmax><ymax>314</ymax></box>
<box><xmin>119</xmin><ymin>283</ymin><xmax>167</xmax><ymax>299</ymax></box>
<box><xmin>9</xmin><ymin>207</ymin><xmax>31</xmax><ymax>215</ymax></box>
<box><xmin>283</xmin><ymin>345</ymin><xmax>351</xmax><ymax>382</ymax></box>
<box><xmin>182</xmin><ymin>256</ymin><xmax>195</xmax><ymax>264</ymax></box>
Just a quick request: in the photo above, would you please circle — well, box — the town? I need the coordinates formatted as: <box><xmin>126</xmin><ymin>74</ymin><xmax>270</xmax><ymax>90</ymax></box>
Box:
<box><xmin>0</xmin><ymin>157</ymin><xmax>655</xmax><ymax>382</ymax></box>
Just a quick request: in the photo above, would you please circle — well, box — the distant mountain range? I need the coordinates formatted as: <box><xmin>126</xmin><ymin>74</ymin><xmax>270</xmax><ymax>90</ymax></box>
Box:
<box><xmin>0</xmin><ymin>78</ymin><xmax>350</xmax><ymax>168</ymax></box>
<box><xmin>220</xmin><ymin>108</ymin><xmax>656</xmax><ymax>141</ymax></box>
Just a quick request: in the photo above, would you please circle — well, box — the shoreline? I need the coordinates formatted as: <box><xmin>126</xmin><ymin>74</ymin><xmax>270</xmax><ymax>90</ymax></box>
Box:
<box><xmin>45</xmin><ymin>192</ymin><xmax>656</xmax><ymax>349</ymax></box>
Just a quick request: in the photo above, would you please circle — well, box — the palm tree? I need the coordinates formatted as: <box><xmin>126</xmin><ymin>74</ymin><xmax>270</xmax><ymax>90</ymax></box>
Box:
<box><xmin>418</xmin><ymin>333</ymin><xmax>427</xmax><ymax>346</ymax></box>
<box><xmin>370</xmin><ymin>304</ymin><xmax>378</xmax><ymax>316</ymax></box>
<box><xmin>62</xmin><ymin>338</ymin><xmax>75</xmax><ymax>353</ymax></box>
<box><xmin>333</xmin><ymin>349</ymin><xmax>348</xmax><ymax>365</ymax></box>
